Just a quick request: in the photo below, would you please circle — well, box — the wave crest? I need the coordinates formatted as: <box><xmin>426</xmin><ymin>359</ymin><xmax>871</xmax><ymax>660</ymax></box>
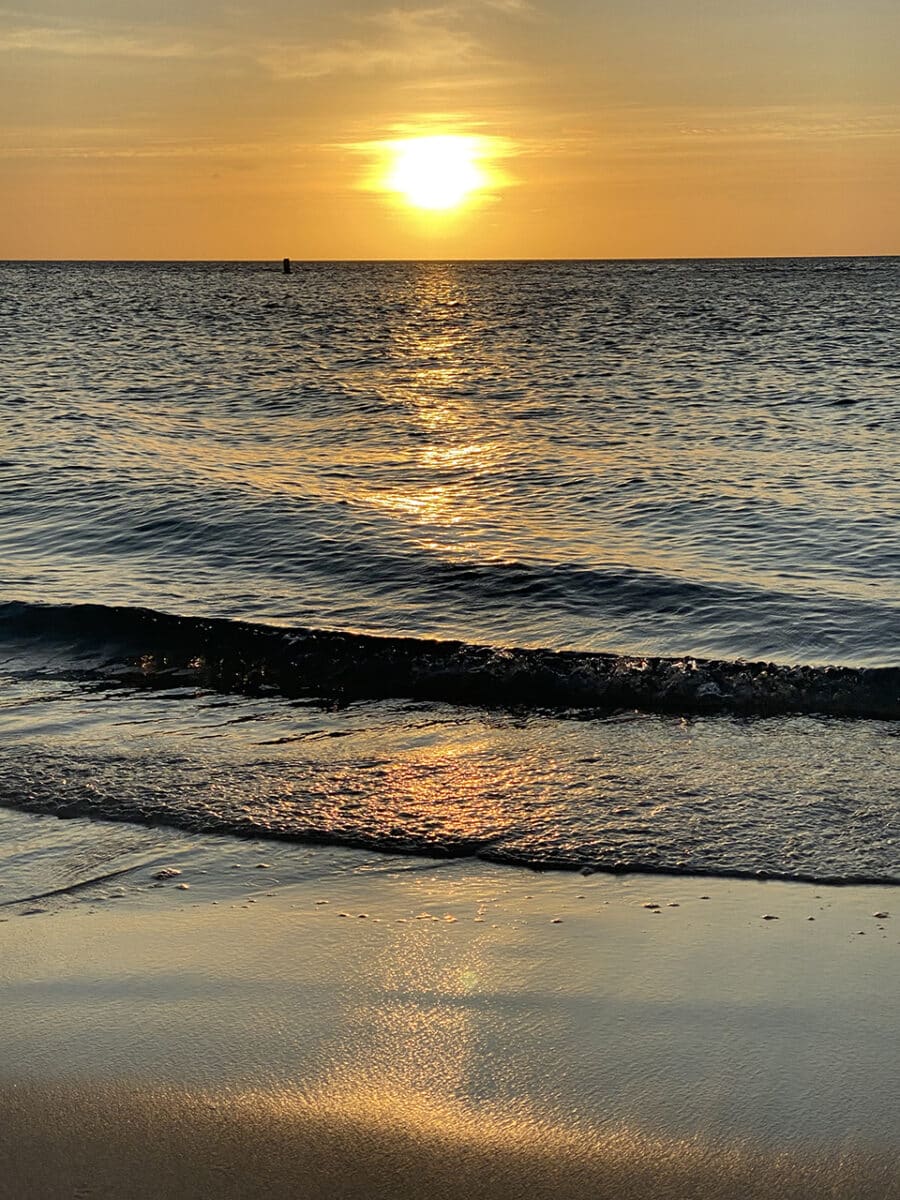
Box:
<box><xmin>1</xmin><ymin>600</ymin><xmax>897</xmax><ymax>720</ymax></box>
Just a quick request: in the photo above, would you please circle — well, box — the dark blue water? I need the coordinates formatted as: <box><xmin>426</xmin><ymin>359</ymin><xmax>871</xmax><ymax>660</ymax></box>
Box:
<box><xmin>1</xmin><ymin>259</ymin><xmax>898</xmax><ymax>885</ymax></box>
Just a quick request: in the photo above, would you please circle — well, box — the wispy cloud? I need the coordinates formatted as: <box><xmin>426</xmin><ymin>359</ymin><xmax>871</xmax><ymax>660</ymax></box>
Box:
<box><xmin>480</xmin><ymin>0</ymin><xmax>535</xmax><ymax>15</ymax></box>
<box><xmin>252</xmin><ymin>3</ymin><xmax>495</xmax><ymax>81</ymax></box>
<box><xmin>0</xmin><ymin>6</ymin><xmax>492</xmax><ymax>80</ymax></box>
<box><xmin>0</xmin><ymin>24</ymin><xmax>204</xmax><ymax>59</ymax></box>
<box><xmin>0</xmin><ymin>122</ymin><xmax>319</xmax><ymax>165</ymax></box>
<box><xmin>671</xmin><ymin>106</ymin><xmax>900</xmax><ymax>142</ymax></box>
<box><xmin>254</xmin><ymin>31</ymin><xmax>481</xmax><ymax>81</ymax></box>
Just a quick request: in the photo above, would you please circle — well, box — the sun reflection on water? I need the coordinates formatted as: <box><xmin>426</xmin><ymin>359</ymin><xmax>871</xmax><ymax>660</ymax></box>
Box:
<box><xmin>360</xmin><ymin>267</ymin><xmax>503</xmax><ymax>554</ymax></box>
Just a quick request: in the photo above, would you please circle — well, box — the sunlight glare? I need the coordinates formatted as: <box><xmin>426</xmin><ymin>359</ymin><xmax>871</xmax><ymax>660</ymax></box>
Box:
<box><xmin>386</xmin><ymin>136</ymin><xmax>488</xmax><ymax>212</ymax></box>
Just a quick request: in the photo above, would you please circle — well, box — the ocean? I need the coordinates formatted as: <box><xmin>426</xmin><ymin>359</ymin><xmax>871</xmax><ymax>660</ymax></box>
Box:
<box><xmin>1</xmin><ymin>258</ymin><xmax>898</xmax><ymax>899</ymax></box>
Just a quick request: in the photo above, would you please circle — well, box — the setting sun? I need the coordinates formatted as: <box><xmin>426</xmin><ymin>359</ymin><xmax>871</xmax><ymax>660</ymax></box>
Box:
<box><xmin>385</xmin><ymin>136</ymin><xmax>488</xmax><ymax>211</ymax></box>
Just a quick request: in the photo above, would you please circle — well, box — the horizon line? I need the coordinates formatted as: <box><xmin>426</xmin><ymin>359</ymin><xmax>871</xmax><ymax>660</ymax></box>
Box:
<box><xmin>3</xmin><ymin>253</ymin><xmax>899</xmax><ymax>265</ymax></box>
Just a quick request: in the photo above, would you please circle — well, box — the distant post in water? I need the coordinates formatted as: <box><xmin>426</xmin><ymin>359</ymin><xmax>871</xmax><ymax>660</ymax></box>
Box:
<box><xmin>282</xmin><ymin>257</ymin><xmax>292</xmax><ymax>274</ymax></box>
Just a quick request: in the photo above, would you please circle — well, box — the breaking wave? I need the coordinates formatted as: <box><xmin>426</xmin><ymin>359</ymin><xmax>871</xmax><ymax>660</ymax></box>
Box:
<box><xmin>3</xmin><ymin>600</ymin><xmax>896</xmax><ymax>721</ymax></box>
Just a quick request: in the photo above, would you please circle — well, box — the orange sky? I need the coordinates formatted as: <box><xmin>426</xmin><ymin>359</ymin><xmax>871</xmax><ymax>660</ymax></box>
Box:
<box><xmin>2</xmin><ymin>1</ymin><xmax>899</xmax><ymax>259</ymax></box>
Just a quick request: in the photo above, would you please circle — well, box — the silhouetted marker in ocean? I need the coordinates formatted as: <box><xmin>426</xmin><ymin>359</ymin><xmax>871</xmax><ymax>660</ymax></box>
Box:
<box><xmin>283</xmin><ymin>257</ymin><xmax>291</xmax><ymax>274</ymax></box>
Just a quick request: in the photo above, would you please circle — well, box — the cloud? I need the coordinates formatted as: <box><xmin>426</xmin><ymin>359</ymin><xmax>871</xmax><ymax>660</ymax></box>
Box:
<box><xmin>645</xmin><ymin>105</ymin><xmax>900</xmax><ymax>146</ymax></box>
<box><xmin>253</xmin><ymin>5</ymin><xmax>488</xmax><ymax>81</ymax></box>
<box><xmin>480</xmin><ymin>0</ymin><xmax>535</xmax><ymax>14</ymax></box>
<box><xmin>0</xmin><ymin>139</ymin><xmax>263</xmax><ymax>161</ymax></box>
<box><xmin>0</xmin><ymin>6</ymin><xmax>488</xmax><ymax>80</ymax></box>
<box><xmin>0</xmin><ymin>0</ymin><xmax>539</xmax><ymax>106</ymax></box>
<box><xmin>254</xmin><ymin>30</ymin><xmax>481</xmax><ymax>81</ymax></box>
<box><xmin>0</xmin><ymin>24</ymin><xmax>203</xmax><ymax>58</ymax></box>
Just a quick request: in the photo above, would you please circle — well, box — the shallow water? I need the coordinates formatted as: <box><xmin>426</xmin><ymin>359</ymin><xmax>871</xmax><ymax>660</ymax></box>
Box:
<box><xmin>1</xmin><ymin>259</ymin><xmax>897</xmax><ymax>883</ymax></box>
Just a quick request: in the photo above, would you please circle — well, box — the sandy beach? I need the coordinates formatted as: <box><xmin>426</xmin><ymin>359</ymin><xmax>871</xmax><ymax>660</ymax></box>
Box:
<box><xmin>2</xmin><ymin>828</ymin><xmax>899</xmax><ymax>1199</ymax></box>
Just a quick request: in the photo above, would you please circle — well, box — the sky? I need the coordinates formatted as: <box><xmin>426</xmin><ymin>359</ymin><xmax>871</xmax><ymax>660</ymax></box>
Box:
<box><xmin>2</xmin><ymin>0</ymin><xmax>899</xmax><ymax>259</ymax></box>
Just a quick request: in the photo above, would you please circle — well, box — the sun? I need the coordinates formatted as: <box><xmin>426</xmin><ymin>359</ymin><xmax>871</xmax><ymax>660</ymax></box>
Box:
<box><xmin>385</xmin><ymin>136</ymin><xmax>488</xmax><ymax>212</ymax></box>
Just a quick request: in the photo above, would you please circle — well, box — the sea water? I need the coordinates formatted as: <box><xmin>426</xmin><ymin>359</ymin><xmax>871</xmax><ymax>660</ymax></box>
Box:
<box><xmin>1</xmin><ymin>259</ymin><xmax>897</xmax><ymax>897</ymax></box>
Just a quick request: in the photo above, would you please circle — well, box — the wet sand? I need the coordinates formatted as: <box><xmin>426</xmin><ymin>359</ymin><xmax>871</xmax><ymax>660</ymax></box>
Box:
<box><xmin>3</xmin><ymin>1080</ymin><xmax>898</xmax><ymax>1200</ymax></box>
<box><xmin>1</xmin><ymin>855</ymin><xmax>899</xmax><ymax>1198</ymax></box>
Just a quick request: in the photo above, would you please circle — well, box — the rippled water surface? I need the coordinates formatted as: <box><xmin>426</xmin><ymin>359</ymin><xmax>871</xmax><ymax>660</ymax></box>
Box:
<box><xmin>1</xmin><ymin>259</ymin><xmax>897</xmax><ymax>884</ymax></box>
<box><xmin>4</xmin><ymin>258</ymin><xmax>899</xmax><ymax>663</ymax></box>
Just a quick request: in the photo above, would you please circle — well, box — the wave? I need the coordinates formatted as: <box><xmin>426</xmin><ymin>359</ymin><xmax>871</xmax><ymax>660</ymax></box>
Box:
<box><xmin>4</xmin><ymin>797</ymin><xmax>897</xmax><ymax>887</ymax></box>
<box><xmin>0</xmin><ymin>865</ymin><xmax>138</xmax><ymax>910</ymax></box>
<box><xmin>2</xmin><ymin>600</ymin><xmax>896</xmax><ymax>720</ymax></box>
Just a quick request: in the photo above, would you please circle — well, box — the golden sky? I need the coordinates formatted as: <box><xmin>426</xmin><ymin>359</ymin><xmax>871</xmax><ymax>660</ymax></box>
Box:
<box><xmin>2</xmin><ymin>0</ymin><xmax>899</xmax><ymax>258</ymax></box>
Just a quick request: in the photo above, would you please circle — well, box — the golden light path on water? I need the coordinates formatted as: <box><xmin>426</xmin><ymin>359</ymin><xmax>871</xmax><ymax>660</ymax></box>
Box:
<box><xmin>363</xmin><ymin>266</ymin><xmax>502</xmax><ymax>547</ymax></box>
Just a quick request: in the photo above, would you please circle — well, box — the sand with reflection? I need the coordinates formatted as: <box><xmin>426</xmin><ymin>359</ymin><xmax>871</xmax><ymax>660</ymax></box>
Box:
<box><xmin>3</xmin><ymin>1079</ymin><xmax>897</xmax><ymax>1200</ymax></box>
<box><xmin>2</xmin><ymin>844</ymin><xmax>899</xmax><ymax>1197</ymax></box>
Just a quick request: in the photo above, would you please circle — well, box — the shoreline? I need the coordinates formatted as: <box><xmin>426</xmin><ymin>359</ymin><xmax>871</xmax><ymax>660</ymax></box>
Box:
<box><xmin>2</xmin><ymin>829</ymin><xmax>899</xmax><ymax>1197</ymax></box>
